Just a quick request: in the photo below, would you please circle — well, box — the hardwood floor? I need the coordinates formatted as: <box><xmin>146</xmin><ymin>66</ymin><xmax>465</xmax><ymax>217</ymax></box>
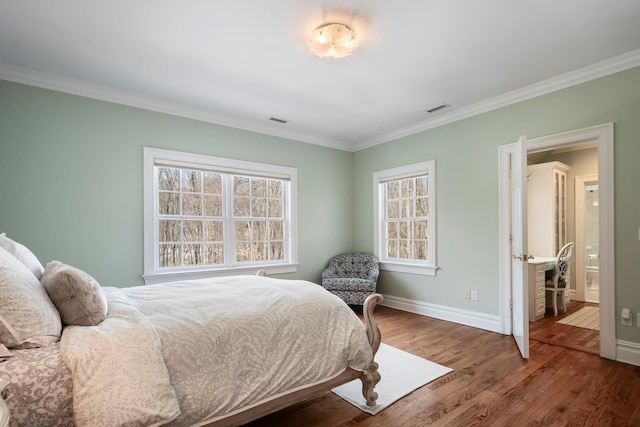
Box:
<box><xmin>529</xmin><ymin>301</ymin><xmax>600</xmax><ymax>355</ymax></box>
<box><xmin>245</xmin><ymin>305</ymin><xmax>640</xmax><ymax>426</ymax></box>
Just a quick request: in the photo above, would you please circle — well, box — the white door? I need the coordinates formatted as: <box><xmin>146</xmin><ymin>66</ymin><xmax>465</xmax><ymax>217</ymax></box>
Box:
<box><xmin>511</xmin><ymin>136</ymin><xmax>529</xmax><ymax>358</ymax></box>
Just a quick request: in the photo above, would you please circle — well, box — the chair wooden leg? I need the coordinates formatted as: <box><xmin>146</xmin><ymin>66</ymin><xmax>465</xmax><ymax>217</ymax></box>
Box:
<box><xmin>553</xmin><ymin>291</ymin><xmax>558</xmax><ymax>317</ymax></box>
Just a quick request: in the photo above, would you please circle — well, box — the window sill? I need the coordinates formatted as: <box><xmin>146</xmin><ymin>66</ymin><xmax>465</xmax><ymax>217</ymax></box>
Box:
<box><xmin>379</xmin><ymin>261</ymin><xmax>438</xmax><ymax>277</ymax></box>
<box><xmin>142</xmin><ymin>264</ymin><xmax>298</xmax><ymax>285</ymax></box>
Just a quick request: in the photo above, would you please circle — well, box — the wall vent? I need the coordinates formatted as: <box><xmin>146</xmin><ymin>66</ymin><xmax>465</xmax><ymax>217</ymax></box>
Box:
<box><xmin>426</xmin><ymin>103</ymin><xmax>451</xmax><ymax>114</ymax></box>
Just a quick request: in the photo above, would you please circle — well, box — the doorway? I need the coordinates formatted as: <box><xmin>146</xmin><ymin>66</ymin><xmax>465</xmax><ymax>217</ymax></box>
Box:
<box><xmin>498</xmin><ymin>123</ymin><xmax>615</xmax><ymax>360</ymax></box>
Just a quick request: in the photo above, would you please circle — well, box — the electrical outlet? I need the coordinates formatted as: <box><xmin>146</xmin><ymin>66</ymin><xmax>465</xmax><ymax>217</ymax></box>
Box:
<box><xmin>464</xmin><ymin>290</ymin><xmax>470</xmax><ymax>300</ymax></box>
<box><xmin>621</xmin><ymin>308</ymin><xmax>632</xmax><ymax>326</ymax></box>
<box><xmin>637</xmin><ymin>313</ymin><xmax>640</xmax><ymax>328</ymax></box>
<box><xmin>471</xmin><ymin>290</ymin><xmax>479</xmax><ymax>301</ymax></box>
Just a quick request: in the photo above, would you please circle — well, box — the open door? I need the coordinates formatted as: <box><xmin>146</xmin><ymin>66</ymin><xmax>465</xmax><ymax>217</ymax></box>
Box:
<box><xmin>511</xmin><ymin>136</ymin><xmax>529</xmax><ymax>358</ymax></box>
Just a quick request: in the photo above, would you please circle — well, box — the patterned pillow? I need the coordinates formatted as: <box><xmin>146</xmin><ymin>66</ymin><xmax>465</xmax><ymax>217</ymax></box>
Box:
<box><xmin>0</xmin><ymin>233</ymin><xmax>45</xmax><ymax>279</ymax></box>
<box><xmin>41</xmin><ymin>261</ymin><xmax>108</xmax><ymax>326</ymax></box>
<box><xmin>0</xmin><ymin>247</ymin><xmax>62</xmax><ymax>348</ymax></box>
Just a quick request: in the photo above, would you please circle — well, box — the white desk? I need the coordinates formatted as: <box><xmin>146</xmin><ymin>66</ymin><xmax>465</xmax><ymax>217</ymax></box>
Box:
<box><xmin>527</xmin><ymin>257</ymin><xmax>556</xmax><ymax>322</ymax></box>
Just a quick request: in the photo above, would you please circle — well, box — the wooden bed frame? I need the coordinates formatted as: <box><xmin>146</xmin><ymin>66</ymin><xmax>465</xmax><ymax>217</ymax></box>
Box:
<box><xmin>204</xmin><ymin>293</ymin><xmax>384</xmax><ymax>427</ymax></box>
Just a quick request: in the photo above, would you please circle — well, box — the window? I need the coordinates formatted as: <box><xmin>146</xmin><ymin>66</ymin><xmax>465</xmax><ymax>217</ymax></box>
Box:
<box><xmin>144</xmin><ymin>147</ymin><xmax>297</xmax><ymax>284</ymax></box>
<box><xmin>373</xmin><ymin>160</ymin><xmax>437</xmax><ymax>276</ymax></box>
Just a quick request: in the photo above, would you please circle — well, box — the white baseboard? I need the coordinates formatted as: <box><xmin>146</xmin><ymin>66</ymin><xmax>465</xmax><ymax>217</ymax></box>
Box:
<box><xmin>616</xmin><ymin>340</ymin><xmax>640</xmax><ymax>367</ymax></box>
<box><xmin>380</xmin><ymin>294</ymin><xmax>502</xmax><ymax>334</ymax></box>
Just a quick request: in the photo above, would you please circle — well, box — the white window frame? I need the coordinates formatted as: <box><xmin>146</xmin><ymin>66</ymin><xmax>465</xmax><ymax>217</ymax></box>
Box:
<box><xmin>373</xmin><ymin>160</ymin><xmax>438</xmax><ymax>276</ymax></box>
<box><xmin>143</xmin><ymin>147</ymin><xmax>298</xmax><ymax>284</ymax></box>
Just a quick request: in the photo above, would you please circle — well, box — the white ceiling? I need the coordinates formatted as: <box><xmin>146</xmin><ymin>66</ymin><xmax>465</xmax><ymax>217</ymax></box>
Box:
<box><xmin>1</xmin><ymin>1</ymin><xmax>640</xmax><ymax>151</ymax></box>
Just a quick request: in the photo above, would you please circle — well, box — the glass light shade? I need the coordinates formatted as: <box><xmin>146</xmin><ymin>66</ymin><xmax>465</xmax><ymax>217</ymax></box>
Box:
<box><xmin>308</xmin><ymin>23</ymin><xmax>359</xmax><ymax>59</ymax></box>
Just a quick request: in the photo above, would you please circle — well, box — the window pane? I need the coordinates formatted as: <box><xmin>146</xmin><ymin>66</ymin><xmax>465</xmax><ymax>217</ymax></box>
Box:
<box><xmin>399</xmin><ymin>220</ymin><xmax>411</xmax><ymax>239</ymax></box>
<box><xmin>234</xmin><ymin>197</ymin><xmax>250</xmax><ymax>217</ymax></box>
<box><xmin>401</xmin><ymin>199</ymin><xmax>413</xmax><ymax>218</ymax></box>
<box><xmin>268</xmin><ymin>199</ymin><xmax>282</xmax><ymax>217</ymax></box>
<box><xmin>387</xmin><ymin>181</ymin><xmax>399</xmax><ymax>199</ymax></box>
<box><xmin>270</xmin><ymin>242</ymin><xmax>284</xmax><ymax>260</ymax></box>
<box><xmin>387</xmin><ymin>221</ymin><xmax>398</xmax><ymax>239</ymax></box>
<box><xmin>203</xmin><ymin>172</ymin><xmax>222</xmax><ymax>194</ymax></box>
<box><xmin>181</xmin><ymin>170</ymin><xmax>202</xmax><ymax>192</ymax></box>
<box><xmin>183</xmin><ymin>220</ymin><xmax>203</xmax><ymax>242</ymax></box>
<box><xmin>399</xmin><ymin>240</ymin><xmax>412</xmax><ymax>258</ymax></box>
<box><xmin>252</xmin><ymin>221</ymin><xmax>267</xmax><ymax>241</ymax></box>
<box><xmin>159</xmin><ymin>243</ymin><xmax>181</xmax><ymax>267</ymax></box>
<box><xmin>205</xmin><ymin>243</ymin><xmax>224</xmax><ymax>264</ymax></box>
<box><xmin>252</xmin><ymin>198</ymin><xmax>267</xmax><ymax>217</ymax></box>
<box><xmin>235</xmin><ymin>221</ymin><xmax>250</xmax><ymax>241</ymax></box>
<box><xmin>182</xmin><ymin>194</ymin><xmax>202</xmax><ymax>216</ymax></box>
<box><xmin>204</xmin><ymin>195</ymin><xmax>222</xmax><ymax>216</ymax></box>
<box><xmin>416</xmin><ymin>176</ymin><xmax>428</xmax><ymax>197</ymax></box>
<box><xmin>251</xmin><ymin>178</ymin><xmax>267</xmax><ymax>197</ymax></box>
<box><xmin>158</xmin><ymin>168</ymin><xmax>180</xmax><ymax>191</ymax></box>
<box><xmin>387</xmin><ymin>240</ymin><xmax>398</xmax><ymax>258</ymax></box>
<box><xmin>414</xmin><ymin>240</ymin><xmax>428</xmax><ymax>260</ymax></box>
<box><xmin>159</xmin><ymin>192</ymin><xmax>180</xmax><ymax>215</ymax></box>
<box><xmin>159</xmin><ymin>220</ymin><xmax>181</xmax><ymax>242</ymax></box>
<box><xmin>205</xmin><ymin>220</ymin><xmax>223</xmax><ymax>241</ymax></box>
<box><xmin>416</xmin><ymin>197</ymin><xmax>429</xmax><ymax>217</ymax></box>
<box><xmin>401</xmin><ymin>179</ymin><xmax>413</xmax><ymax>198</ymax></box>
<box><xmin>269</xmin><ymin>222</ymin><xmax>284</xmax><ymax>240</ymax></box>
<box><xmin>183</xmin><ymin>244</ymin><xmax>203</xmax><ymax>265</ymax></box>
<box><xmin>269</xmin><ymin>180</ymin><xmax>282</xmax><ymax>198</ymax></box>
<box><xmin>236</xmin><ymin>242</ymin><xmax>251</xmax><ymax>262</ymax></box>
<box><xmin>252</xmin><ymin>242</ymin><xmax>267</xmax><ymax>261</ymax></box>
<box><xmin>415</xmin><ymin>220</ymin><xmax>428</xmax><ymax>239</ymax></box>
<box><xmin>387</xmin><ymin>200</ymin><xmax>399</xmax><ymax>219</ymax></box>
<box><xmin>233</xmin><ymin>176</ymin><xmax>250</xmax><ymax>196</ymax></box>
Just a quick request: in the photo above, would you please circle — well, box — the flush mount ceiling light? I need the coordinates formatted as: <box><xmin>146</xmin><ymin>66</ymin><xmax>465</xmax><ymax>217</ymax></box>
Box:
<box><xmin>308</xmin><ymin>23</ymin><xmax>359</xmax><ymax>59</ymax></box>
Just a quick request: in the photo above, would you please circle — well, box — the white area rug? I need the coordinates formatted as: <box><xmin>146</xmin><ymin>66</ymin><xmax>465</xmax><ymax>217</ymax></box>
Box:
<box><xmin>556</xmin><ymin>306</ymin><xmax>600</xmax><ymax>330</ymax></box>
<box><xmin>332</xmin><ymin>343</ymin><xmax>452</xmax><ymax>415</ymax></box>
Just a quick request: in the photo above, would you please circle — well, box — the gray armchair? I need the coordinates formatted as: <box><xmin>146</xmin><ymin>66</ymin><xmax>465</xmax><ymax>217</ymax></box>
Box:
<box><xmin>321</xmin><ymin>253</ymin><xmax>379</xmax><ymax>305</ymax></box>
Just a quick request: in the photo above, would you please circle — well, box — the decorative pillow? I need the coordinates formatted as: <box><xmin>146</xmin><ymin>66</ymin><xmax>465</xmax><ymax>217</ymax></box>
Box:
<box><xmin>0</xmin><ymin>247</ymin><xmax>62</xmax><ymax>348</ymax></box>
<box><xmin>0</xmin><ymin>233</ymin><xmax>45</xmax><ymax>279</ymax></box>
<box><xmin>41</xmin><ymin>261</ymin><xmax>108</xmax><ymax>327</ymax></box>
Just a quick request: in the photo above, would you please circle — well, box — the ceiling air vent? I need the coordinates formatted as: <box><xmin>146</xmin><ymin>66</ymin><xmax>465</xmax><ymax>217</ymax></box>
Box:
<box><xmin>269</xmin><ymin>117</ymin><xmax>288</xmax><ymax>124</ymax></box>
<box><xmin>426</xmin><ymin>103</ymin><xmax>451</xmax><ymax>114</ymax></box>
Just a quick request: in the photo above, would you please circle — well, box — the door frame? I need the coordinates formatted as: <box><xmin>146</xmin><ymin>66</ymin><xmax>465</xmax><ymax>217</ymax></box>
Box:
<box><xmin>498</xmin><ymin>123</ymin><xmax>615</xmax><ymax>360</ymax></box>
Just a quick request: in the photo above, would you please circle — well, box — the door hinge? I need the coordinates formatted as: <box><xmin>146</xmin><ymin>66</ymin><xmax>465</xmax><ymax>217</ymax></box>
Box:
<box><xmin>510</xmin><ymin>300</ymin><xmax>513</xmax><ymax>309</ymax></box>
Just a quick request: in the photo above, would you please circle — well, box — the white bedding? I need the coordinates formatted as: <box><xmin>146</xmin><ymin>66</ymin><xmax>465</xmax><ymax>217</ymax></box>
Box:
<box><xmin>60</xmin><ymin>275</ymin><xmax>373</xmax><ymax>427</ymax></box>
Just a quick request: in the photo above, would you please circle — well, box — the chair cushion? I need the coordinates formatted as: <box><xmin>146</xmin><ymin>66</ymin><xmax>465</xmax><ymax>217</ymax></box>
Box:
<box><xmin>322</xmin><ymin>253</ymin><xmax>379</xmax><ymax>280</ymax></box>
<box><xmin>322</xmin><ymin>278</ymin><xmax>376</xmax><ymax>292</ymax></box>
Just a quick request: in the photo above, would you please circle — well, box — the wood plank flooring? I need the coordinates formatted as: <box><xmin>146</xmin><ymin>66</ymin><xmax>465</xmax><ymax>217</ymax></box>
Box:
<box><xmin>245</xmin><ymin>305</ymin><xmax>640</xmax><ymax>426</ymax></box>
<box><xmin>529</xmin><ymin>301</ymin><xmax>600</xmax><ymax>354</ymax></box>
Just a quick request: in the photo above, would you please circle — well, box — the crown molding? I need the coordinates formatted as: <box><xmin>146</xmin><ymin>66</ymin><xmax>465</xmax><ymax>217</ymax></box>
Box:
<box><xmin>353</xmin><ymin>48</ymin><xmax>640</xmax><ymax>151</ymax></box>
<box><xmin>2</xmin><ymin>49</ymin><xmax>639</xmax><ymax>153</ymax></box>
<box><xmin>0</xmin><ymin>64</ymin><xmax>349</xmax><ymax>151</ymax></box>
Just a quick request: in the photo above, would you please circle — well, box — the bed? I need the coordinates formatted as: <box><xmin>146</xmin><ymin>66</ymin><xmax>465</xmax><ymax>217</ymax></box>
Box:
<box><xmin>0</xmin><ymin>235</ymin><xmax>382</xmax><ymax>427</ymax></box>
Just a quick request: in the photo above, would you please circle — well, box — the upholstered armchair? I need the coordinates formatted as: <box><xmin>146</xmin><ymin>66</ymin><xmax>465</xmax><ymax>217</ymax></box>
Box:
<box><xmin>321</xmin><ymin>253</ymin><xmax>379</xmax><ymax>305</ymax></box>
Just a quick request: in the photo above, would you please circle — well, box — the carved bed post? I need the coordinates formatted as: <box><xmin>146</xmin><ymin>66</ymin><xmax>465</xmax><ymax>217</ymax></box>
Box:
<box><xmin>361</xmin><ymin>293</ymin><xmax>383</xmax><ymax>406</ymax></box>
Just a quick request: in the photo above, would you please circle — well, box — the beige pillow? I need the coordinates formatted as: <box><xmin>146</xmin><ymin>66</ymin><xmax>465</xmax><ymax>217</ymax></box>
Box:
<box><xmin>0</xmin><ymin>247</ymin><xmax>62</xmax><ymax>348</ymax></box>
<box><xmin>41</xmin><ymin>261</ymin><xmax>108</xmax><ymax>327</ymax></box>
<box><xmin>0</xmin><ymin>233</ymin><xmax>45</xmax><ymax>279</ymax></box>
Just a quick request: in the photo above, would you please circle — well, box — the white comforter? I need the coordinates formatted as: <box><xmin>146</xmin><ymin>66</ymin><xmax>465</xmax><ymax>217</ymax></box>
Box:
<box><xmin>60</xmin><ymin>276</ymin><xmax>373</xmax><ymax>427</ymax></box>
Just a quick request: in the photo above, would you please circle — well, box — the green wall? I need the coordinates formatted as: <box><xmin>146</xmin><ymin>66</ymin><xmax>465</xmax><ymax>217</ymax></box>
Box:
<box><xmin>353</xmin><ymin>66</ymin><xmax>640</xmax><ymax>343</ymax></box>
<box><xmin>2</xmin><ymin>66</ymin><xmax>640</xmax><ymax>345</ymax></box>
<box><xmin>0</xmin><ymin>80</ymin><xmax>354</xmax><ymax>287</ymax></box>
